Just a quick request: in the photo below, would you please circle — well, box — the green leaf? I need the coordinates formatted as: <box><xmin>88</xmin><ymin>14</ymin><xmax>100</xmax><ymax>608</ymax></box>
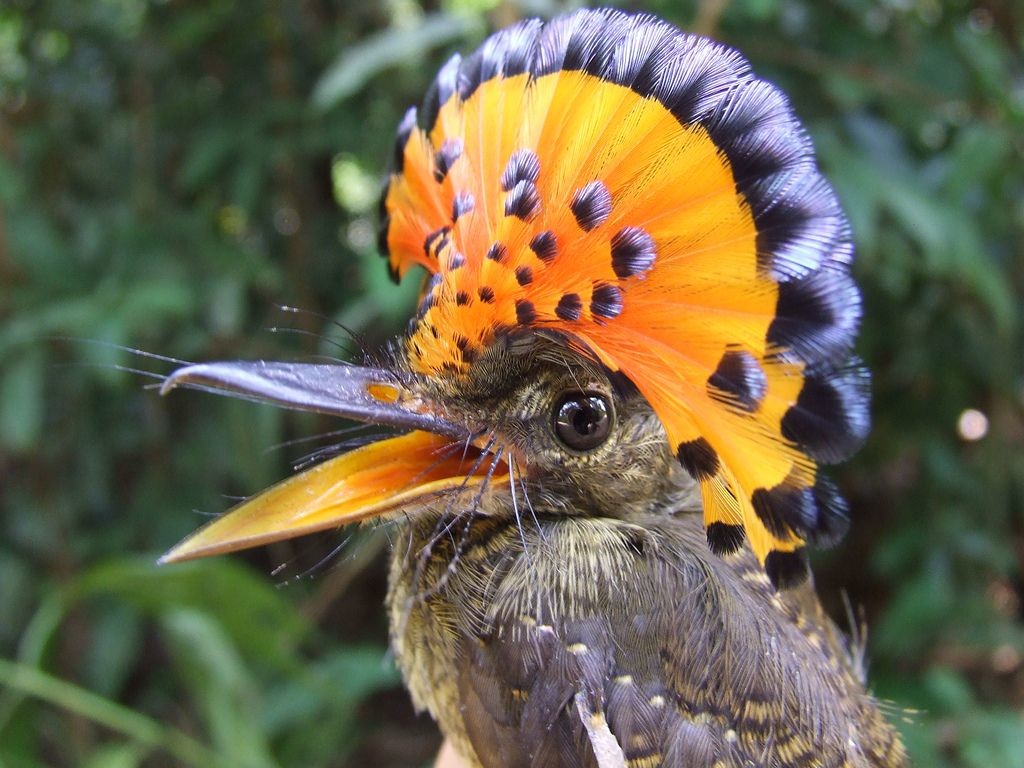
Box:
<box><xmin>0</xmin><ymin>349</ymin><xmax>43</xmax><ymax>452</ymax></box>
<box><xmin>69</xmin><ymin>559</ymin><xmax>312</xmax><ymax>672</ymax></box>
<box><xmin>0</xmin><ymin>657</ymin><xmax>235</xmax><ymax>768</ymax></box>
<box><xmin>80</xmin><ymin>743</ymin><xmax>148</xmax><ymax>768</ymax></box>
<box><xmin>312</xmin><ymin>12</ymin><xmax>481</xmax><ymax>110</ymax></box>
<box><xmin>161</xmin><ymin>610</ymin><xmax>279</xmax><ymax>768</ymax></box>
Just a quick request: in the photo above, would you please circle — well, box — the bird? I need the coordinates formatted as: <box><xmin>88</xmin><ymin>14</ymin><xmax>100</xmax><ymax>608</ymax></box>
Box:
<box><xmin>157</xmin><ymin>9</ymin><xmax>908</xmax><ymax>767</ymax></box>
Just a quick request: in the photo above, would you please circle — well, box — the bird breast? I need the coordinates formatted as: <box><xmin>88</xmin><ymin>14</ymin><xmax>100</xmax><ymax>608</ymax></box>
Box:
<box><xmin>385</xmin><ymin>512</ymin><xmax>906</xmax><ymax>768</ymax></box>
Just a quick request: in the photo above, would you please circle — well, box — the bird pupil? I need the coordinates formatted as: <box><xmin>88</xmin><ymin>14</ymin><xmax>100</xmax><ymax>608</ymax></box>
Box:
<box><xmin>554</xmin><ymin>393</ymin><xmax>611</xmax><ymax>451</ymax></box>
<box><xmin>573</xmin><ymin>404</ymin><xmax>599</xmax><ymax>434</ymax></box>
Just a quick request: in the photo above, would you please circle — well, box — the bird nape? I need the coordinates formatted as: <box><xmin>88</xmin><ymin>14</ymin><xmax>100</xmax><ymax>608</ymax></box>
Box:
<box><xmin>157</xmin><ymin>9</ymin><xmax>907</xmax><ymax>768</ymax></box>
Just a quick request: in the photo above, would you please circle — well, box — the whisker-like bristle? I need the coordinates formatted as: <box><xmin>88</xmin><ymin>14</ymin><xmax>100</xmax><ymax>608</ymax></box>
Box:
<box><xmin>266</xmin><ymin>423</ymin><xmax>377</xmax><ymax>453</ymax></box>
<box><xmin>400</xmin><ymin>429</ymin><xmax>518</xmax><ymax>617</ymax></box>
<box><xmin>422</xmin><ymin>433</ymin><xmax>499</xmax><ymax>552</ymax></box>
<box><xmin>275</xmin><ymin>304</ymin><xmax>371</xmax><ymax>349</ymax></box>
<box><xmin>515</xmin><ymin>462</ymin><xmax>546</xmax><ymax>543</ymax></box>
<box><xmin>266</xmin><ymin>326</ymin><xmax>359</xmax><ymax>359</ymax></box>
<box><xmin>291</xmin><ymin>433</ymin><xmax>391</xmax><ymax>471</ymax></box>
<box><xmin>52</xmin><ymin>336</ymin><xmax>193</xmax><ymax>367</ymax></box>
<box><xmin>508</xmin><ymin>454</ymin><xmax>532</xmax><ymax>568</ymax></box>
<box><xmin>62</xmin><ymin>362</ymin><xmax>172</xmax><ymax>382</ymax></box>
<box><xmin>283</xmin><ymin>532</ymin><xmax>356</xmax><ymax>584</ymax></box>
<box><xmin>401</xmin><ymin>438</ymin><xmax>478</xmax><ymax>491</ymax></box>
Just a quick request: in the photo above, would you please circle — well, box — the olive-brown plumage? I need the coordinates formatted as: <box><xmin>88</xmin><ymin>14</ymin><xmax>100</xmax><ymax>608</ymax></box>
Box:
<box><xmin>392</xmin><ymin>516</ymin><xmax>903</xmax><ymax>768</ymax></box>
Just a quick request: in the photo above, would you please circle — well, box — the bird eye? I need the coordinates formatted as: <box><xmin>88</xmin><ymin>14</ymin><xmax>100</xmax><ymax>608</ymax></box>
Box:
<box><xmin>553</xmin><ymin>393</ymin><xmax>612</xmax><ymax>452</ymax></box>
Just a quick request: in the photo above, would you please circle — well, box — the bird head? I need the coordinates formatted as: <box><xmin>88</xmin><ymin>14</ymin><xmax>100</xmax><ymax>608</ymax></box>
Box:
<box><xmin>158</xmin><ymin>335</ymin><xmax>695</xmax><ymax>563</ymax></box>
<box><xmin>159</xmin><ymin>9</ymin><xmax>869</xmax><ymax>589</ymax></box>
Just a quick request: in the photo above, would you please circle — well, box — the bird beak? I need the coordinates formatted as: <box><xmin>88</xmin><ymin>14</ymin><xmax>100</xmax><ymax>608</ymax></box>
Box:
<box><xmin>157</xmin><ymin>361</ymin><xmax>500</xmax><ymax>563</ymax></box>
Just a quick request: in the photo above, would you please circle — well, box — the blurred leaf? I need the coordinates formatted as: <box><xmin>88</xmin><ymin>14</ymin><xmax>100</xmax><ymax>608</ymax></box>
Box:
<box><xmin>177</xmin><ymin>128</ymin><xmax>243</xmax><ymax>193</ymax></box>
<box><xmin>0</xmin><ymin>657</ymin><xmax>235</xmax><ymax>768</ymax></box>
<box><xmin>262</xmin><ymin>646</ymin><xmax>399</xmax><ymax>762</ymax></box>
<box><xmin>959</xmin><ymin>710</ymin><xmax>1024</xmax><ymax>768</ymax></box>
<box><xmin>0</xmin><ymin>349</ymin><xmax>43</xmax><ymax>452</ymax></box>
<box><xmin>69</xmin><ymin>559</ymin><xmax>312</xmax><ymax>671</ymax></box>
<box><xmin>312</xmin><ymin>12</ymin><xmax>481</xmax><ymax>110</ymax></box>
<box><xmin>331</xmin><ymin>155</ymin><xmax>379</xmax><ymax>214</ymax></box>
<box><xmin>923</xmin><ymin>668</ymin><xmax>974</xmax><ymax>714</ymax></box>
<box><xmin>80</xmin><ymin>743</ymin><xmax>147</xmax><ymax>768</ymax></box>
<box><xmin>162</xmin><ymin>609</ymin><xmax>279</xmax><ymax>768</ymax></box>
<box><xmin>80</xmin><ymin>602</ymin><xmax>143</xmax><ymax>698</ymax></box>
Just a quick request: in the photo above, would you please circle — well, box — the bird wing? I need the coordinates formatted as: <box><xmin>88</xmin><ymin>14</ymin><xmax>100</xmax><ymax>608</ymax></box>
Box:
<box><xmin>446</xmin><ymin>515</ymin><xmax>904</xmax><ymax>768</ymax></box>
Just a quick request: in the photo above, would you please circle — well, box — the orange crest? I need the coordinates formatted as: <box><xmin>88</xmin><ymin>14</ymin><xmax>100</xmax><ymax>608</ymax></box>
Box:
<box><xmin>378</xmin><ymin>9</ymin><xmax>868</xmax><ymax>587</ymax></box>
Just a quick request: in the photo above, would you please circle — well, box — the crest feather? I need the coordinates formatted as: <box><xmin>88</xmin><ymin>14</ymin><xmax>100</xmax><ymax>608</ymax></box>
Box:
<box><xmin>378</xmin><ymin>9</ymin><xmax>868</xmax><ymax>587</ymax></box>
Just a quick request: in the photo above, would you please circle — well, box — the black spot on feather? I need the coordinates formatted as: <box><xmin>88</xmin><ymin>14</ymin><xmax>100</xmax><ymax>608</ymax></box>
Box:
<box><xmin>417</xmin><ymin>274</ymin><xmax>442</xmax><ymax>317</ymax></box>
<box><xmin>500</xmin><ymin>149</ymin><xmax>540</xmax><ymax>191</ymax></box>
<box><xmin>515</xmin><ymin>299</ymin><xmax>536</xmax><ymax>325</ymax></box>
<box><xmin>515</xmin><ymin>265</ymin><xmax>533</xmax><ymax>286</ymax></box>
<box><xmin>610</xmin><ymin>226</ymin><xmax>657</xmax><ymax>278</ymax></box>
<box><xmin>570</xmin><ymin>181</ymin><xmax>612</xmax><ymax>231</ymax></box>
<box><xmin>768</xmin><ymin>266</ymin><xmax>860</xmax><ymax>365</ymax></box>
<box><xmin>433</xmin><ymin>138</ymin><xmax>463</xmax><ymax>182</ymax></box>
<box><xmin>676</xmin><ymin>437</ymin><xmax>718</xmax><ymax>480</ymax></box>
<box><xmin>478</xmin><ymin>286</ymin><xmax>495</xmax><ymax>303</ymax></box>
<box><xmin>809</xmin><ymin>473</ymin><xmax>851</xmax><ymax>546</ymax></box>
<box><xmin>751</xmin><ymin>470</ymin><xmax>850</xmax><ymax>548</ymax></box>
<box><xmin>456</xmin><ymin>19</ymin><xmax>541</xmax><ymax>102</ymax></box>
<box><xmin>590</xmin><ymin>282</ymin><xmax>623</xmax><ymax>319</ymax></box>
<box><xmin>780</xmin><ymin>367</ymin><xmax>870</xmax><ymax>464</ymax></box>
<box><xmin>752</xmin><ymin>482</ymin><xmax>813</xmax><ymax>540</ymax></box>
<box><xmin>455</xmin><ymin>335</ymin><xmax>478</xmax><ymax>365</ymax></box>
<box><xmin>706</xmin><ymin>522</ymin><xmax>745</xmax><ymax>555</ymax></box>
<box><xmin>452</xmin><ymin>191</ymin><xmax>475</xmax><ymax>222</ymax></box>
<box><xmin>765</xmin><ymin>549</ymin><xmax>808</xmax><ymax>589</ymax></box>
<box><xmin>416</xmin><ymin>292</ymin><xmax>434</xmax><ymax>318</ymax></box>
<box><xmin>529</xmin><ymin>231</ymin><xmax>558</xmax><ymax>263</ymax></box>
<box><xmin>702</xmin><ymin>79</ymin><xmax>810</xmax><ymax>186</ymax></box>
<box><xmin>486</xmin><ymin>242</ymin><xmax>508</xmax><ymax>263</ymax></box>
<box><xmin>504</xmin><ymin>180</ymin><xmax>541</xmax><ymax>221</ymax></box>
<box><xmin>707</xmin><ymin>350</ymin><xmax>767</xmax><ymax>412</ymax></box>
<box><xmin>752</xmin><ymin>174</ymin><xmax>847</xmax><ymax>280</ymax></box>
<box><xmin>390</xmin><ymin>107</ymin><xmax>417</xmax><ymax>173</ymax></box>
<box><xmin>555</xmin><ymin>293</ymin><xmax>582</xmax><ymax>321</ymax></box>
<box><xmin>420</xmin><ymin>54</ymin><xmax>460</xmax><ymax>131</ymax></box>
<box><xmin>455</xmin><ymin>291</ymin><xmax>470</xmax><ymax>306</ymax></box>
<box><xmin>654</xmin><ymin>37</ymin><xmax>746</xmax><ymax>128</ymax></box>
<box><xmin>423</xmin><ymin>226</ymin><xmax>450</xmax><ymax>258</ymax></box>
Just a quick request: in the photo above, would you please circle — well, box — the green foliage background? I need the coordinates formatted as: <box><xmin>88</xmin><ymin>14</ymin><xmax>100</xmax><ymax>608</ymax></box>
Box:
<box><xmin>1</xmin><ymin>1</ymin><xmax>1021</xmax><ymax>765</ymax></box>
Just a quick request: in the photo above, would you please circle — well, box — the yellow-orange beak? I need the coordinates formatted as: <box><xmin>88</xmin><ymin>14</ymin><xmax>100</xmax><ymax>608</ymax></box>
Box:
<box><xmin>158</xmin><ymin>361</ymin><xmax>504</xmax><ymax>563</ymax></box>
